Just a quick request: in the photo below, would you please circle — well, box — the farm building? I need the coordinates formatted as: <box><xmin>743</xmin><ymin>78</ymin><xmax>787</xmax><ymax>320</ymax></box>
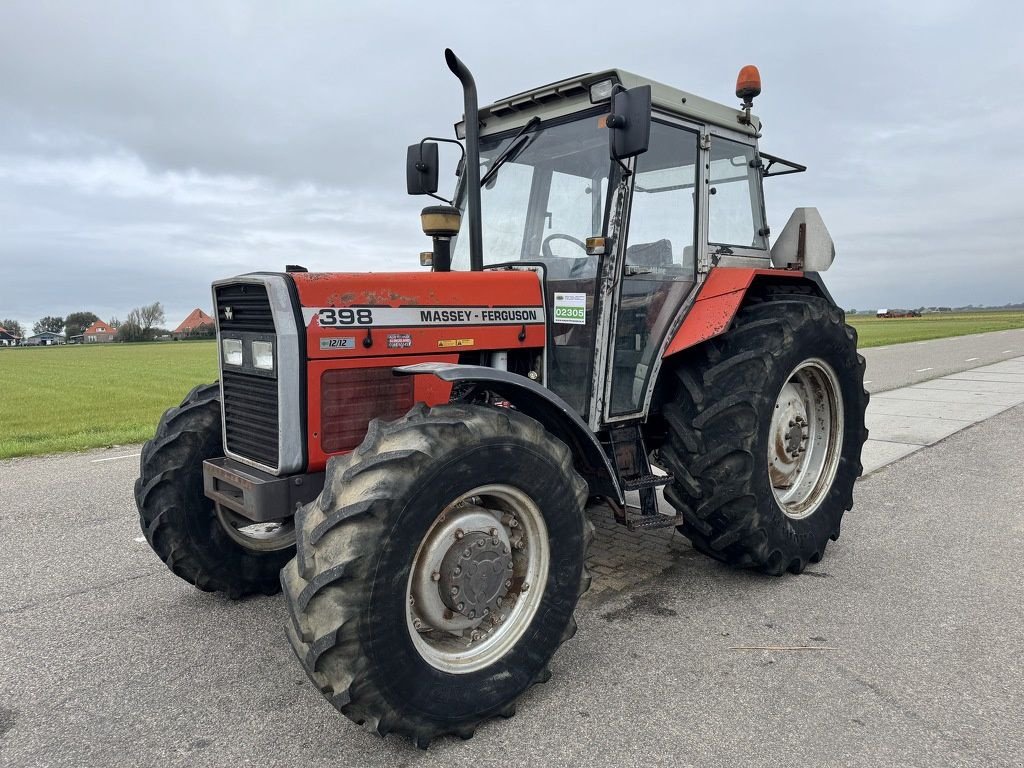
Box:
<box><xmin>172</xmin><ymin>308</ymin><xmax>215</xmax><ymax>339</ymax></box>
<box><xmin>0</xmin><ymin>326</ymin><xmax>22</xmax><ymax>346</ymax></box>
<box><xmin>82</xmin><ymin>321</ymin><xmax>117</xmax><ymax>343</ymax></box>
<box><xmin>25</xmin><ymin>331</ymin><xmax>66</xmax><ymax>346</ymax></box>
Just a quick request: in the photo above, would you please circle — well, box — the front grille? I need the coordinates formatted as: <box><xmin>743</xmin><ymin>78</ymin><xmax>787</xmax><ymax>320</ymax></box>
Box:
<box><xmin>215</xmin><ymin>283</ymin><xmax>275</xmax><ymax>334</ymax></box>
<box><xmin>222</xmin><ymin>370</ymin><xmax>280</xmax><ymax>468</ymax></box>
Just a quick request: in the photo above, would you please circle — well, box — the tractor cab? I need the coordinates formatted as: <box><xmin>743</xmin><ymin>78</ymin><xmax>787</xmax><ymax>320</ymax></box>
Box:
<box><xmin>410</xmin><ymin>64</ymin><xmax>805</xmax><ymax>431</ymax></box>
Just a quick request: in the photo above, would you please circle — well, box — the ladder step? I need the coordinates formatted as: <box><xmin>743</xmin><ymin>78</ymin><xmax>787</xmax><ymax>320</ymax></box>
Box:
<box><xmin>625</xmin><ymin>512</ymin><xmax>683</xmax><ymax>531</ymax></box>
<box><xmin>621</xmin><ymin>474</ymin><xmax>672</xmax><ymax>492</ymax></box>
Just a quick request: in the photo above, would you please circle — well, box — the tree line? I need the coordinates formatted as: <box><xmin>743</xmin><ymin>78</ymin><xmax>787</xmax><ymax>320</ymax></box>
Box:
<box><xmin>0</xmin><ymin>302</ymin><xmax>206</xmax><ymax>343</ymax></box>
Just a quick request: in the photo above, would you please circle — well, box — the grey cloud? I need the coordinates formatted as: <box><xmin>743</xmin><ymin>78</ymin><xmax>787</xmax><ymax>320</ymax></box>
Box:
<box><xmin>1</xmin><ymin>0</ymin><xmax>1022</xmax><ymax>331</ymax></box>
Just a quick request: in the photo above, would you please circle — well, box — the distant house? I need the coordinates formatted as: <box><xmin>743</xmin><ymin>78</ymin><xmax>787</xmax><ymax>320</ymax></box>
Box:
<box><xmin>172</xmin><ymin>308</ymin><xmax>215</xmax><ymax>339</ymax></box>
<box><xmin>0</xmin><ymin>326</ymin><xmax>22</xmax><ymax>347</ymax></box>
<box><xmin>25</xmin><ymin>331</ymin><xmax>66</xmax><ymax>346</ymax></box>
<box><xmin>83</xmin><ymin>321</ymin><xmax>117</xmax><ymax>343</ymax></box>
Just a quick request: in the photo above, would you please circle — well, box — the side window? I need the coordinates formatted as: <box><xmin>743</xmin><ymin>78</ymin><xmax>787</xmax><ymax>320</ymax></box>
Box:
<box><xmin>708</xmin><ymin>138</ymin><xmax>767</xmax><ymax>249</ymax></box>
<box><xmin>627</xmin><ymin>123</ymin><xmax>698</xmax><ymax>274</ymax></box>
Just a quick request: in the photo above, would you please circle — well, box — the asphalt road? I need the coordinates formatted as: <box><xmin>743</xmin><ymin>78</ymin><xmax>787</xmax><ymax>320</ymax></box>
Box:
<box><xmin>859</xmin><ymin>327</ymin><xmax>1024</xmax><ymax>393</ymax></box>
<box><xmin>2</xmin><ymin>404</ymin><xmax>1022</xmax><ymax>765</ymax></box>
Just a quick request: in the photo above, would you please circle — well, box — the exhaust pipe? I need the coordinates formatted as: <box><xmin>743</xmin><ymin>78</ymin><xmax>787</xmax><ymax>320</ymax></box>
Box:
<box><xmin>445</xmin><ymin>49</ymin><xmax>484</xmax><ymax>272</ymax></box>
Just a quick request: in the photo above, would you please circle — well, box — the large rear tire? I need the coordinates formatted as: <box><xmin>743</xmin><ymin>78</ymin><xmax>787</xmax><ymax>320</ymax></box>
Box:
<box><xmin>660</xmin><ymin>287</ymin><xmax>869</xmax><ymax>575</ymax></box>
<box><xmin>134</xmin><ymin>382</ymin><xmax>295</xmax><ymax>597</ymax></box>
<box><xmin>281</xmin><ymin>403</ymin><xmax>592</xmax><ymax>747</ymax></box>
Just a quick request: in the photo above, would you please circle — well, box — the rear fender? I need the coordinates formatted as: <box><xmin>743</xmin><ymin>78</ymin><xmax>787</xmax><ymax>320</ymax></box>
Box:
<box><xmin>395</xmin><ymin>362</ymin><xmax>623</xmax><ymax>504</ymax></box>
<box><xmin>662</xmin><ymin>267</ymin><xmax>832</xmax><ymax>358</ymax></box>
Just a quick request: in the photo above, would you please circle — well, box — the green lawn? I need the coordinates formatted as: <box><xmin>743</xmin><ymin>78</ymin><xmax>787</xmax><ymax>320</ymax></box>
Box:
<box><xmin>2</xmin><ymin>311</ymin><xmax>1023</xmax><ymax>459</ymax></box>
<box><xmin>0</xmin><ymin>342</ymin><xmax>218</xmax><ymax>459</ymax></box>
<box><xmin>847</xmin><ymin>311</ymin><xmax>1024</xmax><ymax>347</ymax></box>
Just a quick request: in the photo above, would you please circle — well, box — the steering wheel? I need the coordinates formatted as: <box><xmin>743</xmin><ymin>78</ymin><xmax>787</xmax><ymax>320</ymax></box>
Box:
<box><xmin>542</xmin><ymin>233</ymin><xmax>588</xmax><ymax>258</ymax></box>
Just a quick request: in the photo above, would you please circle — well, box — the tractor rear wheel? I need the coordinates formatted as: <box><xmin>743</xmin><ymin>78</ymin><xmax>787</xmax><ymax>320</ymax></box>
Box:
<box><xmin>281</xmin><ymin>403</ymin><xmax>592</xmax><ymax>747</ymax></box>
<box><xmin>134</xmin><ymin>382</ymin><xmax>295</xmax><ymax>597</ymax></box>
<box><xmin>661</xmin><ymin>287</ymin><xmax>869</xmax><ymax>575</ymax></box>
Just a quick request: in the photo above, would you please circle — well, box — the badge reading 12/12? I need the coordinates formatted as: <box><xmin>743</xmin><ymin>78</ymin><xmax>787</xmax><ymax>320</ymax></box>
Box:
<box><xmin>553</xmin><ymin>292</ymin><xmax>586</xmax><ymax>325</ymax></box>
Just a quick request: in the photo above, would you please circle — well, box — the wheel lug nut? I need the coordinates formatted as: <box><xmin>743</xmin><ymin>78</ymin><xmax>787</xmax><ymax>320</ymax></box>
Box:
<box><xmin>522</xmin><ymin>582</ymin><xmax>530</xmax><ymax>591</ymax></box>
<box><xmin>489</xmin><ymin>528</ymin><xmax>497</xmax><ymax>536</ymax></box>
<box><xmin>457</xmin><ymin>602</ymin><xmax>465</xmax><ymax>611</ymax></box>
<box><xmin>455</xmin><ymin>529</ymin><xmax>465</xmax><ymax>540</ymax></box>
<box><xmin>509</xmin><ymin>519</ymin><xmax>518</xmax><ymax>528</ymax></box>
<box><xmin>496</xmin><ymin>597</ymin><xmax>503</xmax><ymax>608</ymax></box>
<box><xmin>506</xmin><ymin>561</ymin><xmax>513</xmax><ymax>570</ymax></box>
<box><xmin>504</xmin><ymin>579</ymin><xmax>512</xmax><ymax>588</ymax></box>
<box><xmin>492</xmin><ymin>538</ymin><xmax>499</xmax><ymax>546</ymax></box>
<box><xmin>431</xmin><ymin>571</ymin><xmax>440</xmax><ymax>582</ymax></box>
<box><xmin>450</xmin><ymin>586</ymin><xmax>459</xmax><ymax>596</ymax></box>
<box><xmin>453</xmin><ymin>566</ymin><xmax>462</xmax><ymax>576</ymax></box>
<box><xmin>468</xmin><ymin>609</ymin><xmax>476</xmax><ymax>619</ymax></box>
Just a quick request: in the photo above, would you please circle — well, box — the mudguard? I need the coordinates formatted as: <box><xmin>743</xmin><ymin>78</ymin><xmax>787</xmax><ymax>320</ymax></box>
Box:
<box><xmin>662</xmin><ymin>267</ymin><xmax>832</xmax><ymax>358</ymax></box>
<box><xmin>394</xmin><ymin>362</ymin><xmax>623</xmax><ymax>504</ymax></box>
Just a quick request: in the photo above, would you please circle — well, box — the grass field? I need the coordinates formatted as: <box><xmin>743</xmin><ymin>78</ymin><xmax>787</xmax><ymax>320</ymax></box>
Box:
<box><xmin>847</xmin><ymin>311</ymin><xmax>1024</xmax><ymax>347</ymax></box>
<box><xmin>0</xmin><ymin>342</ymin><xmax>217</xmax><ymax>459</ymax></box>
<box><xmin>2</xmin><ymin>310</ymin><xmax>1023</xmax><ymax>460</ymax></box>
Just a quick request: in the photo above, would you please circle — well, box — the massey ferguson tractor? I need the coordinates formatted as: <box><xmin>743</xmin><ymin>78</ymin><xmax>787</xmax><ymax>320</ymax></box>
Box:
<box><xmin>136</xmin><ymin>50</ymin><xmax>868</xmax><ymax>746</ymax></box>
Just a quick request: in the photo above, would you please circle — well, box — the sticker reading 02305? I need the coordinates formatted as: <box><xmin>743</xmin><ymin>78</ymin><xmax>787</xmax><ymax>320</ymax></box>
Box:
<box><xmin>553</xmin><ymin>292</ymin><xmax>586</xmax><ymax>325</ymax></box>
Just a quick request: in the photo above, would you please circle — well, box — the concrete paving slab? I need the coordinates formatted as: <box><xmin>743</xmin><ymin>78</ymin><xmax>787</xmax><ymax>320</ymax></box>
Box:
<box><xmin>877</xmin><ymin>386</ymin><xmax>1024</xmax><ymax>406</ymax></box>
<box><xmin>914</xmin><ymin>378</ymin><xmax>1024</xmax><ymax>394</ymax></box>
<box><xmin>859</xmin><ymin>439</ymin><xmax>923</xmax><ymax>475</ymax></box>
<box><xmin>864</xmin><ymin>412</ymin><xmax>974</xmax><ymax>445</ymax></box>
<box><xmin>971</xmin><ymin>360</ymin><xmax>1024</xmax><ymax>375</ymax></box>
<box><xmin>866</xmin><ymin>396</ymin><xmax>1009</xmax><ymax>421</ymax></box>
<box><xmin>942</xmin><ymin>372</ymin><xmax>1024</xmax><ymax>383</ymax></box>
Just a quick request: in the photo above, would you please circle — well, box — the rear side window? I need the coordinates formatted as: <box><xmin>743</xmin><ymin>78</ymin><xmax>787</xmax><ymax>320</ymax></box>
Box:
<box><xmin>708</xmin><ymin>138</ymin><xmax>767</xmax><ymax>249</ymax></box>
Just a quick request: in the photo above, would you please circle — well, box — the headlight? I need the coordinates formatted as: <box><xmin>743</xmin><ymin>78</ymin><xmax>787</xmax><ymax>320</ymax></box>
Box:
<box><xmin>252</xmin><ymin>340</ymin><xmax>274</xmax><ymax>371</ymax></box>
<box><xmin>221</xmin><ymin>338</ymin><xmax>242</xmax><ymax>366</ymax></box>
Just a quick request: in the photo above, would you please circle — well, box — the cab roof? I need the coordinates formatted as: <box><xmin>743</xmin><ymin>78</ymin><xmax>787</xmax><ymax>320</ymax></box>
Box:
<box><xmin>465</xmin><ymin>69</ymin><xmax>761</xmax><ymax>139</ymax></box>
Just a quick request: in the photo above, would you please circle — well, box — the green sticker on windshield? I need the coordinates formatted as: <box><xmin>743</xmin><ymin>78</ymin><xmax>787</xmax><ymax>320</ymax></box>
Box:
<box><xmin>553</xmin><ymin>292</ymin><xmax>586</xmax><ymax>325</ymax></box>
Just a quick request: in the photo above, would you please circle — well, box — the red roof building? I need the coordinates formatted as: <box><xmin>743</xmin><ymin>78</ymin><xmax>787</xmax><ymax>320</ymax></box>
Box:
<box><xmin>172</xmin><ymin>308</ymin><xmax>215</xmax><ymax>339</ymax></box>
<box><xmin>83</xmin><ymin>321</ymin><xmax>116</xmax><ymax>343</ymax></box>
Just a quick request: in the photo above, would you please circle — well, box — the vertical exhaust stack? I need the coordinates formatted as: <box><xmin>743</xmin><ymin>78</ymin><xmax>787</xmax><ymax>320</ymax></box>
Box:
<box><xmin>444</xmin><ymin>48</ymin><xmax>484</xmax><ymax>272</ymax></box>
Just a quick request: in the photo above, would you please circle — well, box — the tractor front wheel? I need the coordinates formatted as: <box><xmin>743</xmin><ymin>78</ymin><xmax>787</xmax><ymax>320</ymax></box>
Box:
<box><xmin>281</xmin><ymin>403</ymin><xmax>592</xmax><ymax>747</ymax></box>
<box><xmin>134</xmin><ymin>382</ymin><xmax>295</xmax><ymax>597</ymax></box>
<box><xmin>661</xmin><ymin>287</ymin><xmax>869</xmax><ymax>575</ymax></box>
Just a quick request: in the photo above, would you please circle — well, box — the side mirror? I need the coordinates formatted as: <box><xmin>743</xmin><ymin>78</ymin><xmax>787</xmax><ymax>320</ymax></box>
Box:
<box><xmin>406</xmin><ymin>141</ymin><xmax>439</xmax><ymax>195</ymax></box>
<box><xmin>770</xmin><ymin>208</ymin><xmax>835</xmax><ymax>272</ymax></box>
<box><xmin>608</xmin><ymin>85</ymin><xmax>652</xmax><ymax>160</ymax></box>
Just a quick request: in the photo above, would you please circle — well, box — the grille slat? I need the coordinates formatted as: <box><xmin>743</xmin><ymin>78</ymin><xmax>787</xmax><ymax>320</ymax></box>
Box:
<box><xmin>215</xmin><ymin>283</ymin><xmax>275</xmax><ymax>334</ymax></box>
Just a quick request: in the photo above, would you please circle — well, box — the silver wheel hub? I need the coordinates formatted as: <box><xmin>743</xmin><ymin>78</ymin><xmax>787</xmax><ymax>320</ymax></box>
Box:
<box><xmin>768</xmin><ymin>359</ymin><xmax>844</xmax><ymax>520</ymax></box>
<box><xmin>407</xmin><ymin>485</ymin><xmax>549</xmax><ymax>673</ymax></box>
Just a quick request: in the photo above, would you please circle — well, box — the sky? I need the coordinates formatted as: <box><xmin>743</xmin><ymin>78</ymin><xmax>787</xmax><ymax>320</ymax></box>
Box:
<box><xmin>1</xmin><ymin>0</ymin><xmax>1023</xmax><ymax>332</ymax></box>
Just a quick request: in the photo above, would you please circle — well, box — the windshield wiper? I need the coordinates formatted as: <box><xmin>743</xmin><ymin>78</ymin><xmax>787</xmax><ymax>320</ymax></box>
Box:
<box><xmin>480</xmin><ymin>116</ymin><xmax>541</xmax><ymax>187</ymax></box>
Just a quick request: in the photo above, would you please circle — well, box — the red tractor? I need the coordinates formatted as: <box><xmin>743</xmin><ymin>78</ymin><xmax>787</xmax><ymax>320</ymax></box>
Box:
<box><xmin>136</xmin><ymin>50</ymin><xmax>867</xmax><ymax>746</ymax></box>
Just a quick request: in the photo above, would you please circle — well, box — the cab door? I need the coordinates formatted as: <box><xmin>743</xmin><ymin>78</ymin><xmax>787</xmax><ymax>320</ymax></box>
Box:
<box><xmin>603</xmin><ymin>118</ymin><xmax>703</xmax><ymax>421</ymax></box>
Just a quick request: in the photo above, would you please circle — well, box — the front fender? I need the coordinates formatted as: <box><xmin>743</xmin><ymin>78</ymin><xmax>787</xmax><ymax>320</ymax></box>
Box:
<box><xmin>394</xmin><ymin>362</ymin><xmax>622</xmax><ymax>504</ymax></box>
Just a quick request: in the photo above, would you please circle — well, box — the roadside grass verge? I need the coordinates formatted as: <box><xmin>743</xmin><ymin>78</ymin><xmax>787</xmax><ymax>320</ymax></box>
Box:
<box><xmin>0</xmin><ymin>342</ymin><xmax>217</xmax><ymax>459</ymax></box>
<box><xmin>848</xmin><ymin>311</ymin><xmax>1024</xmax><ymax>347</ymax></box>
<box><xmin>2</xmin><ymin>311</ymin><xmax>1023</xmax><ymax>460</ymax></box>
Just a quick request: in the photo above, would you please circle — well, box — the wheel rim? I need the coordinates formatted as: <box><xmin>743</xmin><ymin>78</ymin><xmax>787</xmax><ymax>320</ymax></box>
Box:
<box><xmin>406</xmin><ymin>484</ymin><xmax>549</xmax><ymax>674</ymax></box>
<box><xmin>215</xmin><ymin>504</ymin><xmax>296</xmax><ymax>552</ymax></box>
<box><xmin>768</xmin><ymin>358</ymin><xmax>844</xmax><ymax>520</ymax></box>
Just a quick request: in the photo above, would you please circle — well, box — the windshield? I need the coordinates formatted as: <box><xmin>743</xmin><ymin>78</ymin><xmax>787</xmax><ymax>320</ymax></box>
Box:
<box><xmin>451</xmin><ymin>111</ymin><xmax>615</xmax><ymax>273</ymax></box>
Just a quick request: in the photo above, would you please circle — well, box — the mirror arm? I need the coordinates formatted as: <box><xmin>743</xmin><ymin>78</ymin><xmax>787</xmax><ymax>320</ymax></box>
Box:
<box><xmin>417</xmin><ymin>137</ymin><xmax>465</xmax><ymax>206</ymax></box>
